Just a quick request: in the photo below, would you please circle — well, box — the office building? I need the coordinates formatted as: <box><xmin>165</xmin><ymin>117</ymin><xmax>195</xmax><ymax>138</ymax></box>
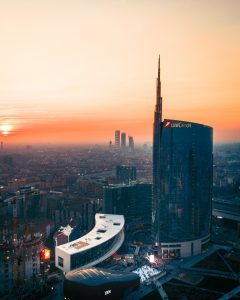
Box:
<box><xmin>55</xmin><ymin>214</ymin><xmax>124</xmax><ymax>272</ymax></box>
<box><xmin>103</xmin><ymin>183</ymin><xmax>152</xmax><ymax>239</ymax></box>
<box><xmin>121</xmin><ymin>132</ymin><xmax>126</xmax><ymax>148</ymax></box>
<box><xmin>128</xmin><ymin>136</ymin><xmax>134</xmax><ymax>151</ymax></box>
<box><xmin>116</xmin><ymin>165</ymin><xmax>137</xmax><ymax>184</ymax></box>
<box><xmin>152</xmin><ymin>56</ymin><xmax>213</xmax><ymax>258</ymax></box>
<box><xmin>115</xmin><ymin>130</ymin><xmax>120</xmax><ymax>146</ymax></box>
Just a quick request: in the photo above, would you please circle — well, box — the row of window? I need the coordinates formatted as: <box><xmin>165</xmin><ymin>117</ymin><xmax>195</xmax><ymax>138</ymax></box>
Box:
<box><xmin>70</xmin><ymin>233</ymin><xmax>121</xmax><ymax>269</ymax></box>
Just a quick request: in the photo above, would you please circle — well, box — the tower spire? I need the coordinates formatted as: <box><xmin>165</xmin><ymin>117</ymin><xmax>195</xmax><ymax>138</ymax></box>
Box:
<box><xmin>155</xmin><ymin>54</ymin><xmax>162</xmax><ymax>122</ymax></box>
<box><xmin>153</xmin><ymin>54</ymin><xmax>162</xmax><ymax>247</ymax></box>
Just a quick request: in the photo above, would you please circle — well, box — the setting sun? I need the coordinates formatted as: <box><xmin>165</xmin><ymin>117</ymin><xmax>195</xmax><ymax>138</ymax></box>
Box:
<box><xmin>1</xmin><ymin>124</ymin><xmax>12</xmax><ymax>136</ymax></box>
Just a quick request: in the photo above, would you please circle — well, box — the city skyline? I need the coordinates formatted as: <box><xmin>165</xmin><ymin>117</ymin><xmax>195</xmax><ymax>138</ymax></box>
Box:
<box><xmin>0</xmin><ymin>0</ymin><xmax>240</xmax><ymax>144</ymax></box>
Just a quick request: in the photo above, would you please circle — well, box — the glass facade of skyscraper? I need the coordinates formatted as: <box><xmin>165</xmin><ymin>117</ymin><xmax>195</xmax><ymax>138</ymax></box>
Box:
<box><xmin>153</xmin><ymin>119</ymin><xmax>213</xmax><ymax>257</ymax></box>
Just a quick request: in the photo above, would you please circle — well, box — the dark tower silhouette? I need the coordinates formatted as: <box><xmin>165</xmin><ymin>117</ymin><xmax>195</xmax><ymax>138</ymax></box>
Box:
<box><xmin>152</xmin><ymin>55</ymin><xmax>162</xmax><ymax>246</ymax></box>
<box><xmin>121</xmin><ymin>132</ymin><xmax>126</xmax><ymax>148</ymax></box>
<box><xmin>152</xmin><ymin>56</ymin><xmax>213</xmax><ymax>257</ymax></box>
<box><xmin>128</xmin><ymin>136</ymin><xmax>134</xmax><ymax>151</ymax></box>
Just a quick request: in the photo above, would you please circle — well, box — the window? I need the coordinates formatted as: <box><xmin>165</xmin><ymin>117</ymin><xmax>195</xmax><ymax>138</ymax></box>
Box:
<box><xmin>113</xmin><ymin>223</ymin><xmax>120</xmax><ymax>226</ymax></box>
<box><xmin>168</xmin><ymin>244</ymin><xmax>181</xmax><ymax>248</ymax></box>
<box><xmin>58</xmin><ymin>256</ymin><xmax>64</xmax><ymax>268</ymax></box>
<box><xmin>97</xmin><ymin>229</ymin><xmax>106</xmax><ymax>233</ymax></box>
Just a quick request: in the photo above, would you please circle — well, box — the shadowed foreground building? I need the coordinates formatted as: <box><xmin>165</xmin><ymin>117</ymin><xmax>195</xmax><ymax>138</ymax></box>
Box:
<box><xmin>152</xmin><ymin>57</ymin><xmax>213</xmax><ymax>258</ymax></box>
<box><xmin>116</xmin><ymin>165</ymin><xmax>137</xmax><ymax>184</ymax></box>
<box><xmin>103</xmin><ymin>183</ymin><xmax>152</xmax><ymax>235</ymax></box>
<box><xmin>64</xmin><ymin>268</ymin><xmax>140</xmax><ymax>300</ymax></box>
<box><xmin>0</xmin><ymin>234</ymin><xmax>43</xmax><ymax>297</ymax></box>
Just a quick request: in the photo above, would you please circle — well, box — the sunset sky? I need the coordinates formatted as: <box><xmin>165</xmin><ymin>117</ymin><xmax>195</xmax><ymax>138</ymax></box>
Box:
<box><xmin>0</xmin><ymin>0</ymin><xmax>239</xmax><ymax>144</ymax></box>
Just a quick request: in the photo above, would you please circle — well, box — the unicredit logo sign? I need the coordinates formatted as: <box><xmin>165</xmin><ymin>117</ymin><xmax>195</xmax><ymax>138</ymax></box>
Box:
<box><xmin>164</xmin><ymin>121</ymin><xmax>171</xmax><ymax>128</ymax></box>
<box><xmin>164</xmin><ymin>121</ymin><xmax>191</xmax><ymax>128</ymax></box>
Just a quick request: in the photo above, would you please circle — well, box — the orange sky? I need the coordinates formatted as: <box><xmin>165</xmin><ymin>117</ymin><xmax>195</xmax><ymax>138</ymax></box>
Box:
<box><xmin>0</xmin><ymin>0</ymin><xmax>239</xmax><ymax>144</ymax></box>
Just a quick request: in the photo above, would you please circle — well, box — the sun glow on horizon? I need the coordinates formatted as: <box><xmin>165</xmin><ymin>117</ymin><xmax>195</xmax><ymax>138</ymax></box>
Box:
<box><xmin>0</xmin><ymin>1</ymin><xmax>239</xmax><ymax>143</ymax></box>
<box><xmin>1</xmin><ymin>124</ymin><xmax>13</xmax><ymax>136</ymax></box>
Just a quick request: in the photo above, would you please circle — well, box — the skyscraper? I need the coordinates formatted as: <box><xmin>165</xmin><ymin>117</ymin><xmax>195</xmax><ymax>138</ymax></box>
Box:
<box><xmin>128</xmin><ymin>136</ymin><xmax>134</xmax><ymax>151</ymax></box>
<box><xmin>152</xmin><ymin>57</ymin><xmax>213</xmax><ymax>258</ymax></box>
<box><xmin>152</xmin><ymin>55</ymin><xmax>162</xmax><ymax>248</ymax></box>
<box><xmin>115</xmin><ymin>130</ymin><xmax>120</xmax><ymax>146</ymax></box>
<box><xmin>121</xmin><ymin>132</ymin><xmax>126</xmax><ymax>148</ymax></box>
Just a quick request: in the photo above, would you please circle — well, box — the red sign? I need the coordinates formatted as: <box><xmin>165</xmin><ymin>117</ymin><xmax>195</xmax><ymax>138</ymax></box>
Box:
<box><xmin>164</xmin><ymin>121</ymin><xmax>171</xmax><ymax>128</ymax></box>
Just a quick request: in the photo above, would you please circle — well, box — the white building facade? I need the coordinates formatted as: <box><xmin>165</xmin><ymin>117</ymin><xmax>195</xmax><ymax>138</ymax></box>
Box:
<box><xmin>55</xmin><ymin>214</ymin><xmax>124</xmax><ymax>272</ymax></box>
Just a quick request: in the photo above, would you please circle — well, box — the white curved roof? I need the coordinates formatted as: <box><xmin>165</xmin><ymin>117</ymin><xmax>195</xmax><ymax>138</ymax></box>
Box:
<box><xmin>56</xmin><ymin>214</ymin><xmax>124</xmax><ymax>255</ymax></box>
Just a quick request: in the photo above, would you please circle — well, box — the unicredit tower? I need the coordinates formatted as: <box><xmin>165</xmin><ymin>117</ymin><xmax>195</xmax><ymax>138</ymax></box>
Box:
<box><xmin>152</xmin><ymin>56</ymin><xmax>213</xmax><ymax>258</ymax></box>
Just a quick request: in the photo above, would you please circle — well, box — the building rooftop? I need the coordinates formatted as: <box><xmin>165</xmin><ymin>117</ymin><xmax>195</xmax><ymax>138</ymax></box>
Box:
<box><xmin>164</xmin><ymin>118</ymin><xmax>212</xmax><ymax>129</ymax></box>
<box><xmin>56</xmin><ymin>214</ymin><xmax>124</xmax><ymax>255</ymax></box>
<box><xmin>106</xmin><ymin>182</ymin><xmax>149</xmax><ymax>189</ymax></box>
<box><xmin>65</xmin><ymin>267</ymin><xmax>139</xmax><ymax>285</ymax></box>
<box><xmin>57</xmin><ymin>224</ymin><xmax>74</xmax><ymax>237</ymax></box>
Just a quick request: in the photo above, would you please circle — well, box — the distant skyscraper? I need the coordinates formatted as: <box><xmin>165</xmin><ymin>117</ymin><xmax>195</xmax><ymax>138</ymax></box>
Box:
<box><xmin>152</xmin><ymin>56</ymin><xmax>213</xmax><ymax>258</ymax></box>
<box><xmin>0</xmin><ymin>141</ymin><xmax>3</xmax><ymax>151</ymax></box>
<box><xmin>128</xmin><ymin>136</ymin><xmax>134</xmax><ymax>151</ymax></box>
<box><xmin>116</xmin><ymin>165</ymin><xmax>136</xmax><ymax>184</ymax></box>
<box><xmin>115</xmin><ymin>130</ymin><xmax>120</xmax><ymax>146</ymax></box>
<box><xmin>121</xmin><ymin>132</ymin><xmax>126</xmax><ymax>148</ymax></box>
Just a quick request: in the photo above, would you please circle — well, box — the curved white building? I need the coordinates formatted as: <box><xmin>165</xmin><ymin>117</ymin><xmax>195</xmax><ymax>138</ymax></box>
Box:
<box><xmin>55</xmin><ymin>214</ymin><xmax>125</xmax><ymax>272</ymax></box>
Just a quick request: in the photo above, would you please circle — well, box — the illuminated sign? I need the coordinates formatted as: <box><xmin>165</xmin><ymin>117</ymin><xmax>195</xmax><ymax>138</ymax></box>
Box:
<box><xmin>164</xmin><ymin>121</ymin><xmax>191</xmax><ymax>128</ymax></box>
<box><xmin>105</xmin><ymin>290</ymin><xmax>111</xmax><ymax>296</ymax></box>
<box><xmin>41</xmin><ymin>248</ymin><xmax>51</xmax><ymax>261</ymax></box>
<box><xmin>164</xmin><ymin>121</ymin><xmax>171</xmax><ymax>128</ymax></box>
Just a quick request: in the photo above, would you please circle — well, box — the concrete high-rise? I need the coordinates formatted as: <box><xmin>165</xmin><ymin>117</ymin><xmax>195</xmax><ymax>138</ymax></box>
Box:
<box><xmin>152</xmin><ymin>56</ymin><xmax>213</xmax><ymax>258</ymax></box>
<box><xmin>115</xmin><ymin>130</ymin><xmax>120</xmax><ymax>146</ymax></box>
<box><xmin>121</xmin><ymin>132</ymin><xmax>126</xmax><ymax>148</ymax></box>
